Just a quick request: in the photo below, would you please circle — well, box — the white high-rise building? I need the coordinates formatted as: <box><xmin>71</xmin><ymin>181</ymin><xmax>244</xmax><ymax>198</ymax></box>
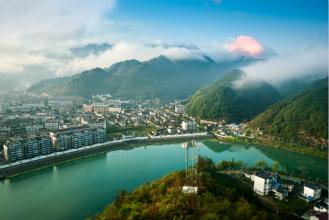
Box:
<box><xmin>174</xmin><ymin>104</ymin><xmax>185</xmax><ymax>114</ymax></box>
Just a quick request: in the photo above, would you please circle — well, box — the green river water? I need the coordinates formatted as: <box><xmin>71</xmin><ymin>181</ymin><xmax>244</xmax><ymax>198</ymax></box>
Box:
<box><xmin>0</xmin><ymin>140</ymin><xmax>327</xmax><ymax>220</ymax></box>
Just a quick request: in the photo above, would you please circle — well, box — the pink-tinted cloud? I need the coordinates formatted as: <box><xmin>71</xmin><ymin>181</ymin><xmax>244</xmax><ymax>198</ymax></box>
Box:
<box><xmin>227</xmin><ymin>35</ymin><xmax>264</xmax><ymax>57</ymax></box>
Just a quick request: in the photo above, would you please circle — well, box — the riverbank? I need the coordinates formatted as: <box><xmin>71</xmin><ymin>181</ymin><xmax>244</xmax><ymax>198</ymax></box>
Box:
<box><xmin>0</xmin><ymin>133</ymin><xmax>211</xmax><ymax>178</ymax></box>
<box><xmin>89</xmin><ymin>157</ymin><xmax>297</xmax><ymax>220</ymax></box>
<box><xmin>213</xmin><ymin>134</ymin><xmax>328</xmax><ymax>160</ymax></box>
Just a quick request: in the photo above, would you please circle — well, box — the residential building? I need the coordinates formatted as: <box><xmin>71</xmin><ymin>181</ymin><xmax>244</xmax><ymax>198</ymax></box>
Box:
<box><xmin>39</xmin><ymin>136</ymin><xmax>53</xmax><ymax>155</ymax></box>
<box><xmin>108</xmin><ymin>107</ymin><xmax>121</xmax><ymax>113</ymax></box>
<box><xmin>45</xmin><ymin>121</ymin><xmax>60</xmax><ymax>131</ymax></box>
<box><xmin>50</xmin><ymin>128</ymin><xmax>106</xmax><ymax>151</ymax></box>
<box><xmin>314</xmin><ymin>201</ymin><xmax>328</xmax><ymax>213</ymax></box>
<box><xmin>24</xmin><ymin>137</ymin><xmax>40</xmax><ymax>158</ymax></box>
<box><xmin>272</xmin><ymin>188</ymin><xmax>288</xmax><ymax>200</ymax></box>
<box><xmin>303</xmin><ymin>183</ymin><xmax>321</xmax><ymax>202</ymax></box>
<box><xmin>93</xmin><ymin>128</ymin><xmax>106</xmax><ymax>143</ymax></box>
<box><xmin>51</xmin><ymin>132</ymin><xmax>72</xmax><ymax>151</ymax></box>
<box><xmin>26</xmin><ymin>125</ymin><xmax>44</xmax><ymax>134</ymax></box>
<box><xmin>72</xmin><ymin>131</ymin><xmax>84</xmax><ymax>148</ymax></box>
<box><xmin>82</xmin><ymin>129</ymin><xmax>94</xmax><ymax>146</ymax></box>
<box><xmin>3</xmin><ymin>139</ymin><xmax>24</xmax><ymax>162</ymax></box>
<box><xmin>82</xmin><ymin>104</ymin><xmax>93</xmax><ymax>112</ymax></box>
<box><xmin>181</xmin><ymin>120</ymin><xmax>197</xmax><ymax>132</ymax></box>
<box><xmin>253</xmin><ymin>171</ymin><xmax>278</xmax><ymax>195</ymax></box>
<box><xmin>174</xmin><ymin>104</ymin><xmax>185</xmax><ymax>114</ymax></box>
<box><xmin>281</xmin><ymin>179</ymin><xmax>296</xmax><ymax>192</ymax></box>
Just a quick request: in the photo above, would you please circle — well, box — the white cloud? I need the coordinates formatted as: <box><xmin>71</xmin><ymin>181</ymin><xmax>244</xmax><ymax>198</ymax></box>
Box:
<box><xmin>235</xmin><ymin>47</ymin><xmax>328</xmax><ymax>87</ymax></box>
<box><xmin>0</xmin><ymin>0</ymin><xmax>116</xmax><ymax>74</ymax></box>
<box><xmin>56</xmin><ymin>42</ymin><xmax>208</xmax><ymax>75</ymax></box>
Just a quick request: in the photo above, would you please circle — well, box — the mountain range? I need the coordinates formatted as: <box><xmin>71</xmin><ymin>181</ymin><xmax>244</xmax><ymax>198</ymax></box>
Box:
<box><xmin>28</xmin><ymin>56</ymin><xmax>254</xmax><ymax>100</ymax></box>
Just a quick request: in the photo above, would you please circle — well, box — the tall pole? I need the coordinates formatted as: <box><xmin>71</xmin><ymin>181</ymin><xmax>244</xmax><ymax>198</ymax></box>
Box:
<box><xmin>186</xmin><ymin>143</ymin><xmax>188</xmax><ymax>183</ymax></box>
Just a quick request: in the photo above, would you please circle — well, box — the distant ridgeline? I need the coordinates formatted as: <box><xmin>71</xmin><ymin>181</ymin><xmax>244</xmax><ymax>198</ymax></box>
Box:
<box><xmin>249</xmin><ymin>78</ymin><xmax>328</xmax><ymax>148</ymax></box>
<box><xmin>185</xmin><ymin>70</ymin><xmax>282</xmax><ymax>122</ymax></box>
<box><xmin>28</xmin><ymin>55</ymin><xmax>253</xmax><ymax>100</ymax></box>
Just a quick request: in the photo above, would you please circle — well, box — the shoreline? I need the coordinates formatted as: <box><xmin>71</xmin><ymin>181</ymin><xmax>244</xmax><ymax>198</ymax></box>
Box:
<box><xmin>213</xmin><ymin>134</ymin><xmax>328</xmax><ymax>160</ymax></box>
<box><xmin>0</xmin><ymin>133</ymin><xmax>211</xmax><ymax>178</ymax></box>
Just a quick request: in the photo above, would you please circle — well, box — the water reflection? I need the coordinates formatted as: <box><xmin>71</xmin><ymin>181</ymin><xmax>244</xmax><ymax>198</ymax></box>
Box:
<box><xmin>203</xmin><ymin>140</ymin><xmax>327</xmax><ymax>182</ymax></box>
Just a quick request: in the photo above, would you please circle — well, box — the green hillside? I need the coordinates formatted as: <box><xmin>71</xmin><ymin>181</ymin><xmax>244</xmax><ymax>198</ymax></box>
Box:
<box><xmin>27</xmin><ymin>76</ymin><xmax>70</xmax><ymax>93</ymax></box>
<box><xmin>90</xmin><ymin>157</ymin><xmax>285</xmax><ymax>220</ymax></box>
<box><xmin>249</xmin><ymin>78</ymin><xmax>328</xmax><ymax>147</ymax></box>
<box><xmin>28</xmin><ymin>56</ymin><xmax>251</xmax><ymax>100</ymax></box>
<box><xmin>185</xmin><ymin>71</ymin><xmax>282</xmax><ymax>122</ymax></box>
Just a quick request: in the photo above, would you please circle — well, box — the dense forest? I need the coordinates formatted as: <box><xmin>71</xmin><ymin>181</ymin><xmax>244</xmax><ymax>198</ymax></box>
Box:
<box><xmin>249</xmin><ymin>78</ymin><xmax>328</xmax><ymax>147</ymax></box>
<box><xmin>89</xmin><ymin>157</ymin><xmax>293</xmax><ymax>220</ymax></box>
<box><xmin>185</xmin><ymin>71</ymin><xmax>282</xmax><ymax>122</ymax></box>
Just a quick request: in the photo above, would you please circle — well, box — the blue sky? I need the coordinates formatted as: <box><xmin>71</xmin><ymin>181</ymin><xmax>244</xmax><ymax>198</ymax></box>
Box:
<box><xmin>0</xmin><ymin>0</ymin><xmax>327</xmax><ymax>80</ymax></box>
<box><xmin>107</xmin><ymin>0</ymin><xmax>328</xmax><ymax>50</ymax></box>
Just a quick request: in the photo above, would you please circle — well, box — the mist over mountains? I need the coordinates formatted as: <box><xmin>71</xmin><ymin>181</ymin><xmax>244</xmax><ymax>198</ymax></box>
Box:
<box><xmin>27</xmin><ymin>55</ymin><xmax>255</xmax><ymax>100</ymax></box>
<box><xmin>185</xmin><ymin>70</ymin><xmax>282</xmax><ymax>122</ymax></box>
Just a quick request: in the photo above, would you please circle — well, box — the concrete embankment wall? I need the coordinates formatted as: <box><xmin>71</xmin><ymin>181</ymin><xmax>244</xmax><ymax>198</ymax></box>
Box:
<box><xmin>0</xmin><ymin>133</ymin><xmax>212</xmax><ymax>177</ymax></box>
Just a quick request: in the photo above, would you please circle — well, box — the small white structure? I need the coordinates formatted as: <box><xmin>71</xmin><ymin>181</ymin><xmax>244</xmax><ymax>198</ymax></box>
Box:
<box><xmin>182</xmin><ymin>186</ymin><xmax>198</xmax><ymax>194</ymax></box>
<box><xmin>303</xmin><ymin>183</ymin><xmax>321</xmax><ymax>201</ymax></box>
<box><xmin>254</xmin><ymin>174</ymin><xmax>271</xmax><ymax>195</ymax></box>
<box><xmin>314</xmin><ymin>201</ymin><xmax>328</xmax><ymax>213</ymax></box>
<box><xmin>272</xmin><ymin>188</ymin><xmax>288</xmax><ymax>200</ymax></box>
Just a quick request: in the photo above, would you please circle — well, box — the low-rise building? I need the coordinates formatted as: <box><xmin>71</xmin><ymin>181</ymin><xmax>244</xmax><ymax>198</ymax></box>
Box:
<box><xmin>25</xmin><ymin>125</ymin><xmax>44</xmax><ymax>134</ymax></box>
<box><xmin>272</xmin><ymin>188</ymin><xmax>288</xmax><ymax>200</ymax></box>
<box><xmin>45</xmin><ymin>121</ymin><xmax>60</xmax><ymax>131</ymax></box>
<box><xmin>281</xmin><ymin>179</ymin><xmax>296</xmax><ymax>192</ymax></box>
<box><xmin>314</xmin><ymin>201</ymin><xmax>328</xmax><ymax>213</ymax></box>
<box><xmin>181</xmin><ymin>120</ymin><xmax>197</xmax><ymax>132</ymax></box>
<box><xmin>303</xmin><ymin>183</ymin><xmax>321</xmax><ymax>202</ymax></box>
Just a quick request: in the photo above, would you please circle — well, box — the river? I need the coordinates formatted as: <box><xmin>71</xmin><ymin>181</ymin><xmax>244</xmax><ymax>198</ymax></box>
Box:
<box><xmin>0</xmin><ymin>140</ymin><xmax>327</xmax><ymax>220</ymax></box>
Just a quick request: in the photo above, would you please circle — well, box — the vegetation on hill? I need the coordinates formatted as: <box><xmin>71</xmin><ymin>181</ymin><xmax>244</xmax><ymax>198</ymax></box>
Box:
<box><xmin>249</xmin><ymin>78</ymin><xmax>328</xmax><ymax>148</ymax></box>
<box><xmin>28</xmin><ymin>56</ymin><xmax>253</xmax><ymax>100</ymax></box>
<box><xmin>89</xmin><ymin>157</ymin><xmax>293</xmax><ymax>220</ymax></box>
<box><xmin>185</xmin><ymin>71</ymin><xmax>282</xmax><ymax>122</ymax></box>
<box><xmin>27</xmin><ymin>77</ymin><xmax>69</xmax><ymax>93</ymax></box>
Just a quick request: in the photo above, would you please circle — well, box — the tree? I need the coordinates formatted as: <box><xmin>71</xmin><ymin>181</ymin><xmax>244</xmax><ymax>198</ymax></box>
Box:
<box><xmin>253</xmin><ymin>160</ymin><xmax>268</xmax><ymax>170</ymax></box>
<box><xmin>244</xmin><ymin>129</ymin><xmax>251</xmax><ymax>136</ymax></box>
<box><xmin>271</xmin><ymin>161</ymin><xmax>280</xmax><ymax>172</ymax></box>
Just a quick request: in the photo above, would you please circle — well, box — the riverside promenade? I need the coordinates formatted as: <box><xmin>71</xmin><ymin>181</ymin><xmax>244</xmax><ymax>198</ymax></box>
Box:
<box><xmin>0</xmin><ymin>132</ymin><xmax>211</xmax><ymax>177</ymax></box>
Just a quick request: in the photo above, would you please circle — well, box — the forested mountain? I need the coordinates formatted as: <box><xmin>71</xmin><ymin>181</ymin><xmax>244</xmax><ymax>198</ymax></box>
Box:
<box><xmin>185</xmin><ymin>71</ymin><xmax>282</xmax><ymax>122</ymax></box>
<box><xmin>28</xmin><ymin>56</ymin><xmax>253</xmax><ymax>100</ymax></box>
<box><xmin>249</xmin><ymin>78</ymin><xmax>328</xmax><ymax>147</ymax></box>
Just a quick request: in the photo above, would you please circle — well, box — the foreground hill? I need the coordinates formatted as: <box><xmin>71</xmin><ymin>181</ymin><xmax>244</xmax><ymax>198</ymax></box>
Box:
<box><xmin>89</xmin><ymin>157</ymin><xmax>288</xmax><ymax>220</ymax></box>
<box><xmin>28</xmin><ymin>56</ymin><xmax>252</xmax><ymax>100</ymax></box>
<box><xmin>249</xmin><ymin>78</ymin><xmax>328</xmax><ymax>147</ymax></box>
<box><xmin>185</xmin><ymin>71</ymin><xmax>282</xmax><ymax>122</ymax></box>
